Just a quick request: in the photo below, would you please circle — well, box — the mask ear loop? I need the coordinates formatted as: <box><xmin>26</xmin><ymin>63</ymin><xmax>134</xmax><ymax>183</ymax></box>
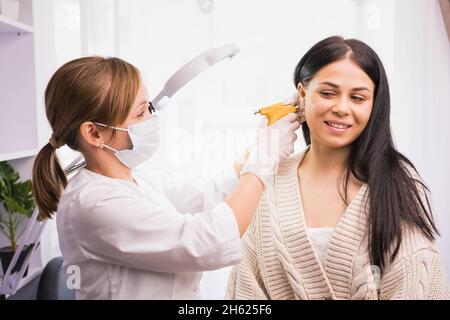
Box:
<box><xmin>94</xmin><ymin>122</ymin><xmax>129</xmax><ymax>132</ymax></box>
<box><xmin>93</xmin><ymin>122</ymin><xmax>128</xmax><ymax>151</ymax></box>
<box><xmin>102</xmin><ymin>143</ymin><xmax>119</xmax><ymax>153</ymax></box>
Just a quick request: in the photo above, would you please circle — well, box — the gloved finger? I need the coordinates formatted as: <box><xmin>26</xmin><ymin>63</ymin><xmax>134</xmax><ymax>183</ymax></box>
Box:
<box><xmin>285</xmin><ymin>132</ymin><xmax>295</xmax><ymax>143</ymax></box>
<box><xmin>257</xmin><ymin>115</ymin><xmax>269</xmax><ymax>128</ymax></box>
<box><xmin>281</xmin><ymin>146</ymin><xmax>294</xmax><ymax>159</ymax></box>
<box><xmin>287</xmin><ymin>145</ymin><xmax>295</xmax><ymax>155</ymax></box>
<box><xmin>278</xmin><ymin>112</ymin><xmax>298</xmax><ymax>124</ymax></box>
<box><xmin>290</xmin><ymin>120</ymin><xmax>301</xmax><ymax>131</ymax></box>
<box><xmin>284</xmin><ymin>144</ymin><xmax>294</xmax><ymax>155</ymax></box>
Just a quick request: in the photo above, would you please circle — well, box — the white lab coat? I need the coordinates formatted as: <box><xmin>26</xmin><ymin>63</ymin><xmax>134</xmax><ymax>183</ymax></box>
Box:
<box><xmin>56</xmin><ymin>165</ymin><xmax>241</xmax><ymax>299</ymax></box>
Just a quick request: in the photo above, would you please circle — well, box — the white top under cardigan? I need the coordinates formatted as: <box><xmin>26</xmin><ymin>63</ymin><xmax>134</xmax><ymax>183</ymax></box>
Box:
<box><xmin>56</xmin><ymin>165</ymin><xmax>241</xmax><ymax>299</ymax></box>
<box><xmin>306</xmin><ymin>228</ymin><xmax>334</xmax><ymax>266</ymax></box>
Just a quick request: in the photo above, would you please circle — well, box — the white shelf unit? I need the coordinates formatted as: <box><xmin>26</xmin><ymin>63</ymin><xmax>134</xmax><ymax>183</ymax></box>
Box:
<box><xmin>0</xmin><ymin>0</ymin><xmax>43</xmax><ymax>297</ymax></box>
<box><xmin>0</xmin><ymin>12</ymin><xmax>33</xmax><ymax>33</ymax></box>
<box><xmin>0</xmin><ymin>0</ymin><xmax>38</xmax><ymax>162</ymax></box>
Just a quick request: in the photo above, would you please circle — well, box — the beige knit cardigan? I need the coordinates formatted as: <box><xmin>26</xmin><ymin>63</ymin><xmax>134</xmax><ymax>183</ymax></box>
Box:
<box><xmin>226</xmin><ymin>151</ymin><xmax>450</xmax><ymax>300</ymax></box>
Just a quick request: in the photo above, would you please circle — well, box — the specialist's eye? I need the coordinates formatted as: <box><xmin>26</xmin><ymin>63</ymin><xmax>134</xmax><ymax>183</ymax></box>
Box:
<box><xmin>137</xmin><ymin>111</ymin><xmax>145</xmax><ymax>118</ymax></box>
<box><xmin>137</xmin><ymin>104</ymin><xmax>147</xmax><ymax>118</ymax></box>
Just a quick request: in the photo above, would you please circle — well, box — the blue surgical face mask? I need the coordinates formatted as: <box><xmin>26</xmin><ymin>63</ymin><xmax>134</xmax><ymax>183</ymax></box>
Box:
<box><xmin>94</xmin><ymin>116</ymin><xmax>160</xmax><ymax>169</ymax></box>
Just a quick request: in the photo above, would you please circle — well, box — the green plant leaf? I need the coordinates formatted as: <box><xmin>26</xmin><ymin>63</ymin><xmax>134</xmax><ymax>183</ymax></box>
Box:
<box><xmin>0</xmin><ymin>161</ymin><xmax>19</xmax><ymax>184</ymax></box>
<box><xmin>0</xmin><ymin>161</ymin><xmax>36</xmax><ymax>248</ymax></box>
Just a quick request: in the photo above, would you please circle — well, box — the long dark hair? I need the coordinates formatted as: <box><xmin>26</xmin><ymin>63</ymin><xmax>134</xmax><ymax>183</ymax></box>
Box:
<box><xmin>294</xmin><ymin>36</ymin><xmax>438</xmax><ymax>271</ymax></box>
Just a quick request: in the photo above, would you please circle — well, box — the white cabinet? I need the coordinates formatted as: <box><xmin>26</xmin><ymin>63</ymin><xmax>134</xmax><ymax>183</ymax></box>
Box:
<box><xmin>0</xmin><ymin>0</ymin><xmax>44</xmax><ymax>295</ymax></box>
<box><xmin>0</xmin><ymin>0</ymin><xmax>37</xmax><ymax>162</ymax></box>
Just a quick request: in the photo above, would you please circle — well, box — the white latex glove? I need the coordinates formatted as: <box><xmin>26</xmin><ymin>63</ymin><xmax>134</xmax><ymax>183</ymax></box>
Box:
<box><xmin>241</xmin><ymin>112</ymin><xmax>300</xmax><ymax>187</ymax></box>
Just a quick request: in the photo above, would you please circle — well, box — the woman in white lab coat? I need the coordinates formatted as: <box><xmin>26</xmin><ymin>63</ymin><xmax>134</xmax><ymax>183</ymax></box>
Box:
<box><xmin>31</xmin><ymin>56</ymin><xmax>300</xmax><ymax>299</ymax></box>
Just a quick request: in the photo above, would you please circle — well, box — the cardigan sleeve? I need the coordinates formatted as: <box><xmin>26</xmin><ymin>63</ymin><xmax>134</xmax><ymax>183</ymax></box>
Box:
<box><xmin>379</xmin><ymin>246</ymin><xmax>450</xmax><ymax>299</ymax></box>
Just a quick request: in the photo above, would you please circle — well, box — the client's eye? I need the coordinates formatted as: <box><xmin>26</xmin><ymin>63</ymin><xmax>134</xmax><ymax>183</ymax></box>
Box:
<box><xmin>320</xmin><ymin>91</ymin><xmax>335</xmax><ymax>98</ymax></box>
<box><xmin>352</xmin><ymin>95</ymin><xmax>365</xmax><ymax>102</ymax></box>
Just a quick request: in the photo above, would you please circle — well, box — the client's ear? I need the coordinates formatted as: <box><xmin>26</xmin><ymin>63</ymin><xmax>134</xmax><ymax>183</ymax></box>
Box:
<box><xmin>297</xmin><ymin>83</ymin><xmax>306</xmax><ymax>99</ymax></box>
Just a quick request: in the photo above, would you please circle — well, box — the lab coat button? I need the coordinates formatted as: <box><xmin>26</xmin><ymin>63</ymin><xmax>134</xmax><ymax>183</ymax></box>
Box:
<box><xmin>193</xmin><ymin>286</ymin><xmax>199</xmax><ymax>293</ymax></box>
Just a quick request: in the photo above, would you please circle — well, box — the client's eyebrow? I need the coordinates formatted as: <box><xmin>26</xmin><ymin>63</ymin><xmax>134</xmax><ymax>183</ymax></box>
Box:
<box><xmin>319</xmin><ymin>81</ymin><xmax>371</xmax><ymax>92</ymax></box>
<box><xmin>319</xmin><ymin>81</ymin><xmax>339</xmax><ymax>88</ymax></box>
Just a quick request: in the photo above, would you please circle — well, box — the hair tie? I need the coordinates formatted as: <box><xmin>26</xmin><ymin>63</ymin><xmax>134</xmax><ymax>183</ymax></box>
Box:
<box><xmin>49</xmin><ymin>133</ymin><xmax>64</xmax><ymax>149</ymax></box>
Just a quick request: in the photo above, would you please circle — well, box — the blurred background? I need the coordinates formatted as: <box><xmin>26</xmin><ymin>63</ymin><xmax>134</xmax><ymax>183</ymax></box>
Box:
<box><xmin>1</xmin><ymin>0</ymin><xmax>449</xmax><ymax>299</ymax></box>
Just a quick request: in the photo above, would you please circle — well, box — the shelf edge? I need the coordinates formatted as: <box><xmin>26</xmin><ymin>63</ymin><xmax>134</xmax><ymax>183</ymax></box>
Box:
<box><xmin>0</xmin><ymin>149</ymin><xmax>38</xmax><ymax>162</ymax></box>
<box><xmin>0</xmin><ymin>14</ymin><xmax>34</xmax><ymax>33</ymax></box>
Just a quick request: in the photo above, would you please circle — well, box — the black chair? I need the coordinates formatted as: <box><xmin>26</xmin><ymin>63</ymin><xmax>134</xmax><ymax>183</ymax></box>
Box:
<box><xmin>37</xmin><ymin>256</ymin><xmax>75</xmax><ymax>300</ymax></box>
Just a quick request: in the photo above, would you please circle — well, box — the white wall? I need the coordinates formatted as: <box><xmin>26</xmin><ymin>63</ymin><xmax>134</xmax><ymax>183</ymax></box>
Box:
<box><xmin>391</xmin><ymin>0</ymin><xmax>450</xmax><ymax>279</ymax></box>
<box><xmin>32</xmin><ymin>0</ymin><xmax>61</xmax><ymax>268</ymax></box>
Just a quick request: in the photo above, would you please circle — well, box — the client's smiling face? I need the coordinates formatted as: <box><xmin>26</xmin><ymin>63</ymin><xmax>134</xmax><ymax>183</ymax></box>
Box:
<box><xmin>298</xmin><ymin>57</ymin><xmax>375</xmax><ymax>149</ymax></box>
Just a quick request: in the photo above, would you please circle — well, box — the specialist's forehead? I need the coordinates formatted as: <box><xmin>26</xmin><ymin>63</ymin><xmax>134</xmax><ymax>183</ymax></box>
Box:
<box><xmin>133</xmin><ymin>83</ymin><xmax>150</xmax><ymax>107</ymax></box>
